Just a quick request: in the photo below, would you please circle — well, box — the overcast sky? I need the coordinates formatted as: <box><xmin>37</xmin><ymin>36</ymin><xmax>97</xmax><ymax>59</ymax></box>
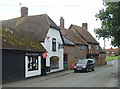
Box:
<box><xmin>0</xmin><ymin>0</ymin><xmax>116</xmax><ymax>49</ymax></box>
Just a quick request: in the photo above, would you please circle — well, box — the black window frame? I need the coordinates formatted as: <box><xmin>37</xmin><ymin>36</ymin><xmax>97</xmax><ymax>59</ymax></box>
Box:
<box><xmin>52</xmin><ymin>38</ymin><xmax>56</xmax><ymax>51</ymax></box>
<box><xmin>28</xmin><ymin>56</ymin><xmax>39</xmax><ymax>71</ymax></box>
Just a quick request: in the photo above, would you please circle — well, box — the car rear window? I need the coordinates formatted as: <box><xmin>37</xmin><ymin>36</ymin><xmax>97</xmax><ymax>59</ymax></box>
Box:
<box><xmin>87</xmin><ymin>60</ymin><xmax>93</xmax><ymax>63</ymax></box>
<box><xmin>77</xmin><ymin>60</ymin><xmax>87</xmax><ymax>64</ymax></box>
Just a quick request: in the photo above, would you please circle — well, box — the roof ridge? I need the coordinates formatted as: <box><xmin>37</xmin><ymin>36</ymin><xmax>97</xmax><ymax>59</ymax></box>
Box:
<box><xmin>1</xmin><ymin>14</ymin><xmax>47</xmax><ymax>21</ymax></box>
<box><xmin>72</xmin><ymin>24</ymin><xmax>99</xmax><ymax>44</ymax></box>
<box><xmin>70</xmin><ymin>29</ymin><xmax>87</xmax><ymax>45</ymax></box>
<box><xmin>82</xmin><ymin>27</ymin><xmax>99</xmax><ymax>44</ymax></box>
<box><xmin>43</xmin><ymin>14</ymin><xmax>51</xmax><ymax>26</ymax></box>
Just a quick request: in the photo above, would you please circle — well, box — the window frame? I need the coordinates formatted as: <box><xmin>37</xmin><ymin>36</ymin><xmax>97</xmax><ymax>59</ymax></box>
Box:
<box><xmin>107</xmin><ymin>51</ymin><xmax>109</xmax><ymax>54</ymax></box>
<box><xmin>28</xmin><ymin>56</ymin><xmax>39</xmax><ymax>71</ymax></box>
<box><xmin>50</xmin><ymin>57</ymin><xmax>59</xmax><ymax>69</ymax></box>
<box><xmin>52</xmin><ymin>38</ymin><xmax>56</xmax><ymax>51</ymax></box>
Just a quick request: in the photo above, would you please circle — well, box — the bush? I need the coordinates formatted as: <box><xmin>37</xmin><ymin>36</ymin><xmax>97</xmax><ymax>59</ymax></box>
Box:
<box><xmin>115</xmin><ymin>51</ymin><xmax>120</xmax><ymax>56</ymax></box>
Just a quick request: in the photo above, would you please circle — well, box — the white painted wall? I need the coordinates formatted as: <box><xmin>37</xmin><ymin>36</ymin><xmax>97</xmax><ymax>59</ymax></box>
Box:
<box><xmin>25</xmin><ymin>56</ymin><xmax>41</xmax><ymax>78</ymax></box>
<box><xmin>41</xmin><ymin>28</ymin><xmax>64</xmax><ymax>72</ymax></box>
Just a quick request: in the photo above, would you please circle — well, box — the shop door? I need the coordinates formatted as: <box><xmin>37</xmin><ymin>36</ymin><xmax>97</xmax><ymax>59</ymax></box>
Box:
<box><xmin>41</xmin><ymin>58</ymin><xmax>46</xmax><ymax>76</ymax></box>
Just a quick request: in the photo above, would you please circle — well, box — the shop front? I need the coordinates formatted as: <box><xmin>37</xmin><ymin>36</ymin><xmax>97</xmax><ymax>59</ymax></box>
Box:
<box><xmin>25</xmin><ymin>53</ymin><xmax>41</xmax><ymax>78</ymax></box>
<box><xmin>2</xmin><ymin>50</ymin><xmax>47</xmax><ymax>83</ymax></box>
<box><xmin>25</xmin><ymin>52</ymin><xmax>48</xmax><ymax>77</ymax></box>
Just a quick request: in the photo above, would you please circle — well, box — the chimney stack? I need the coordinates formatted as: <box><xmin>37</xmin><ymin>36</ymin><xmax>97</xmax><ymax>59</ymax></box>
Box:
<box><xmin>60</xmin><ymin>17</ymin><xmax>64</xmax><ymax>29</ymax></box>
<box><xmin>21</xmin><ymin>7</ymin><xmax>28</xmax><ymax>17</ymax></box>
<box><xmin>82</xmin><ymin>23</ymin><xmax>88</xmax><ymax>30</ymax></box>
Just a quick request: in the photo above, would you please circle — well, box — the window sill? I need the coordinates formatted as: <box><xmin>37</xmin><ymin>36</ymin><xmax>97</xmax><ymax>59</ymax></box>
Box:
<box><xmin>51</xmin><ymin>67</ymin><xmax>59</xmax><ymax>69</ymax></box>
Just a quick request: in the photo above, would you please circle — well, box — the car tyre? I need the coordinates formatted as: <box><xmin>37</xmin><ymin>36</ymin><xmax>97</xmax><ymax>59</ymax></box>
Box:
<box><xmin>92</xmin><ymin>68</ymin><xmax>94</xmax><ymax>71</ymax></box>
<box><xmin>74</xmin><ymin>70</ymin><xmax>77</xmax><ymax>73</ymax></box>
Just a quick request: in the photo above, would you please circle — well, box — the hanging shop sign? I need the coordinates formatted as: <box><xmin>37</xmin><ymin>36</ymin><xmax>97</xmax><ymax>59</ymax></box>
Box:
<box><xmin>26</xmin><ymin>53</ymin><xmax>39</xmax><ymax>56</ymax></box>
<box><xmin>58</xmin><ymin>44</ymin><xmax>64</xmax><ymax>49</ymax></box>
<box><xmin>42</xmin><ymin>52</ymin><xmax>47</xmax><ymax>58</ymax></box>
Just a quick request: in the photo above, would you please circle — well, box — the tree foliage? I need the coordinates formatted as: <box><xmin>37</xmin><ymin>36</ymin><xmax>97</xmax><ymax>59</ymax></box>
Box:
<box><xmin>94</xmin><ymin>2</ymin><xmax>120</xmax><ymax>47</ymax></box>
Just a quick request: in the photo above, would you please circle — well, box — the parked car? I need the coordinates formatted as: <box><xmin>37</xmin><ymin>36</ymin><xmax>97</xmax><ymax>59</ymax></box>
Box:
<box><xmin>74</xmin><ymin>59</ymin><xmax>95</xmax><ymax>72</ymax></box>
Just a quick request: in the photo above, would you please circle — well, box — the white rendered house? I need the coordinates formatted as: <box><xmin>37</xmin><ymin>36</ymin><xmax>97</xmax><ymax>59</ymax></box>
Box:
<box><xmin>41</xmin><ymin>27</ymin><xmax>64</xmax><ymax>72</ymax></box>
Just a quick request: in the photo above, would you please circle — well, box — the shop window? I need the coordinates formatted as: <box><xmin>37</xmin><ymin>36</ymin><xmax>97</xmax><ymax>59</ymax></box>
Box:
<box><xmin>52</xmin><ymin>38</ymin><xmax>56</xmax><ymax>51</ymax></box>
<box><xmin>50</xmin><ymin>56</ymin><xmax>59</xmax><ymax>69</ymax></box>
<box><xmin>28</xmin><ymin>56</ymin><xmax>38</xmax><ymax>71</ymax></box>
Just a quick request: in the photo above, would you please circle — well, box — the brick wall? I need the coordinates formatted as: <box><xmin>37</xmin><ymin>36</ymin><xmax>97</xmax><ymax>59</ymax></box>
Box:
<box><xmin>88</xmin><ymin>44</ymin><xmax>100</xmax><ymax>55</ymax></box>
<box><xmin>64</xmin><ymin>45</ymin><xmax>87</xmax><ymax>69</ymax></box>
<box><xmin>100</xmin><ymin>53</ymin><xmax>106</xmax><ymax>65</ymax></box>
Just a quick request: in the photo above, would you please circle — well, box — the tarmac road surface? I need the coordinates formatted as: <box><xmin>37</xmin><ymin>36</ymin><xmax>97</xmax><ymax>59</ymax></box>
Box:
<box><xmin>3</xmin><ymin>60</ymin><xmax>118</xmax><ymax>88</ymax></box>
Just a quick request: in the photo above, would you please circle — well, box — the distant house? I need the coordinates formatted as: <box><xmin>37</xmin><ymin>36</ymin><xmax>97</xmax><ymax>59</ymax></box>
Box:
<box><xmin>69</xmin><ymin>23</ymin><xmax>100</xmax><ymax>65</ymax></box>
<box><xmin>60</xmin><ymin>17</ymin><xmax>87</xmax><ymax>69</ymax></box>
<box><xmin>105</xmin><ymin>48</ymin><xmax>119</xmax><ymax>57</ymax></box>
<box><xmin>1</xmin><ymin>27</ymin><xmax>47</xmax><ymax>83</ymax></box>
<box><xmin>2</xmin><ymin>7</ymin><xmax>64</xmax><ymax>73</ymax></box>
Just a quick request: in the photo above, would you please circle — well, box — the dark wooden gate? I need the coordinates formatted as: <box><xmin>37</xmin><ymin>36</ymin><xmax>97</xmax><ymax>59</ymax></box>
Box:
<box><xmin>63</xmin><ymin>54</ymin><xmax>68</xmax><ymax>70</ymax></box>
<box><xmin>41</xmin><ymin>57</ymin><xmax>46</xmax><ymax>76</ymax></box>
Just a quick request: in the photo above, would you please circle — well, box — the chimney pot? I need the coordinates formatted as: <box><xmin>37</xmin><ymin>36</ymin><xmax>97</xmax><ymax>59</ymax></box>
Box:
<box><xmin>82</xmin><ymin>23</ymin><xmax>88</xmax><ymax>30</ymax></box>
<box><xmin>21</xmin><ymin>7</ymin><xmax>28</xmax><ymax>17</ymax></box>
<box><xmin>60</xmin><ymin>17</ymin><xmax>64</xmax><ymax>29</ymax></box>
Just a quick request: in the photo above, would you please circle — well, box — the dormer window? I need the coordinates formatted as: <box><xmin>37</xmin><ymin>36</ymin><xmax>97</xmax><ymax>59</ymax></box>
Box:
<box><xmin>52</xmin><ymin>38</ymin><xmax>56</xmax><ymax>51</ymax></box>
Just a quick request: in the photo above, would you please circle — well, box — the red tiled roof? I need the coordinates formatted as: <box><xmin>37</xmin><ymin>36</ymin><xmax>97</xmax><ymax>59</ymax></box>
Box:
<box><xmin>60</xmin><ymin>29</ymin><xmax>87</xmax><ymax>45</ymax></box>
<box><xmin>99</xmin><ymin>46</ymin><xmax>105</xmax><ymax>53</ymax></box>
<box><xmin>105</xmin><ymin>48</ymin><xmax>119</xmax><ymax>53</ymax></box>
<box><xmin>70</xmin><ymin>24</ymin><xmax>99</xmax><ymax>44</ymax></box>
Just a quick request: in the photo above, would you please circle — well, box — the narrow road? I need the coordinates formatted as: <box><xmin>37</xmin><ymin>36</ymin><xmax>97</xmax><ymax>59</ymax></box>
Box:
<box><xmin>3</xmin><ymin>60</ymin><xmax>118</xmax><ymax>88</ymax></box>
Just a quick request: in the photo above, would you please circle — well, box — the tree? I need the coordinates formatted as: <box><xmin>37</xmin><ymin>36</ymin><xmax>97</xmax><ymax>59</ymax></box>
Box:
<box><xmin>94</xmin><ymin>2</ymin><xmax>120</xmax><ymax>47</ymax></box>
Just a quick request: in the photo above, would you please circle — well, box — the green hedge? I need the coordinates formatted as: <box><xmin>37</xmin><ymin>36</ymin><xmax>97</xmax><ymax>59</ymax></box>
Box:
<box><xmin>105</xmin><ymin>56</ymin><xmax>120</xmax><ymax>61</ymax></box>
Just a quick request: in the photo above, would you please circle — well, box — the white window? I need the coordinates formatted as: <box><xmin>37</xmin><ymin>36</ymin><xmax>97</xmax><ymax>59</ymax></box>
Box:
<box><xmin>88</xmin><ymin>45</ymin><xmax>91</xmax><ymax>49</ymax></box>
<box><xmin>25</xmin><ymin>56</ymin><xmax>41</xmax><ymax>78</ymax></box>
<box><xmin>83</xmin><ymin>46</ymin><xmax>85</xmax><ymax>50</ymax></box>
<box><xmin>28</xmin><ymin>56</ymin><xmax>38</xmax><ymax>71</ymax></box>
<box><xmin>107</xmin><ymin>51</ymin><xmax>109</xmax><ymax>54</ymax></box>
<box><xmin>80</xmin><ymin>46</ymin><xmax>82</xmax><ymax>50</ymax></box>
<box><xmin>96</xmin><ymin>45</ymin><xmax>99</xmax><ymax>50</ymax></box>
<box><xmin>112</xmin><ymin>51</ymin><xmax>114</xmax><ymax>54</ymax></box>
<box><xmin>80</xmin><ymin>46</ymin><xmax>85</xmax><ymax>50</ymax></box>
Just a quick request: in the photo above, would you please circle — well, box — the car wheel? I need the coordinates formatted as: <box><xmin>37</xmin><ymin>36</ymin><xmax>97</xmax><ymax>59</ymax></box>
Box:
<box><xmin>74</xmin><ymin>70</ymin><xmax>77</xmax><ymax>73</ymax></box>
<box><xmin>92</xmin><ymin>68</ymin><xmax>94</xmax><ymax>71</ymax></box>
